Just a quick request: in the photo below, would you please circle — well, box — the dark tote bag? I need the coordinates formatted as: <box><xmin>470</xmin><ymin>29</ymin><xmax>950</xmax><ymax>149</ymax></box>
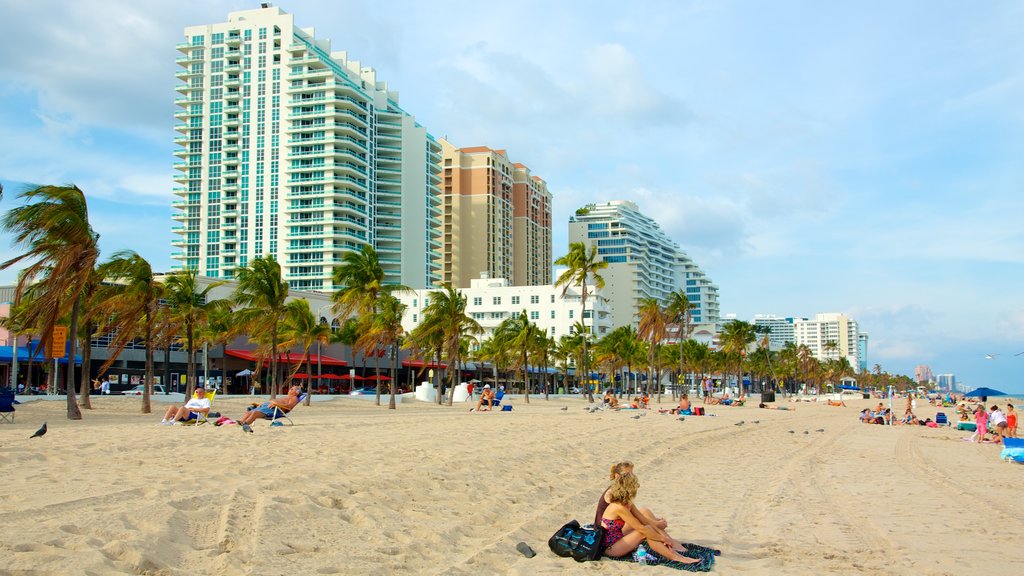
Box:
<box><xmin>548</xmin><ymin>519</ymin><xmax>606</xmax><ymax>562</ymax></box>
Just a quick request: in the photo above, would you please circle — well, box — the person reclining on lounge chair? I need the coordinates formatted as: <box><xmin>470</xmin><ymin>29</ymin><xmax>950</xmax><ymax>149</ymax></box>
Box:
<box><xmin>160</xmin><ymin>385</ymin><xmax>211</xmax><ymax>425</ymax></box>
<box><xmin>237</xmin><ymin>385</ymin><xmax>302</xmax><ymax>429</ymax></box>
<box><xmin>474</xmin><ymin>384</ymin><xmax>497</xmax><ymax>411</ymax></box>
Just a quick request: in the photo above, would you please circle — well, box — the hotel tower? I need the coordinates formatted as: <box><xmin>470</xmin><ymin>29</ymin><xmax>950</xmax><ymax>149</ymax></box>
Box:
<box><xmin>172</xmin><ymin>6</ymin><xmax>442</xmax><ymax>290</ymax></box>
<box><xmin>568</xmin><ymin>200</ymin><xmax>719</xmax><ymax>330</ymax></box>
<box><xmin>438</xmin><ymin>139</ymin><xmax>552</xmax><ymax>288</ymax></box>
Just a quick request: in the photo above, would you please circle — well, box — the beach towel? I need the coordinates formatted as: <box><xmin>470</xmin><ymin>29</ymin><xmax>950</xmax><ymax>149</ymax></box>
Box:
<box><xmin>606</xmin><ymin>544</ymin><xmax>715</xmax><ymax>572</ymax></box>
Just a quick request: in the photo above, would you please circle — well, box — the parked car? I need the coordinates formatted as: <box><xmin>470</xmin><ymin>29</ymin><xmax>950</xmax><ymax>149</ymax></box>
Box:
<box><xmin>123</xmin><ymin>385</ymin><xmax>166</xmax><ymax>395</ymax></box>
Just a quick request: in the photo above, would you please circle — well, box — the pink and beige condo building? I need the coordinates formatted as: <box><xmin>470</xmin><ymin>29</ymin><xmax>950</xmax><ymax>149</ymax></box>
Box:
<box><xmin>439</xmin><ymin>139</ymin><xmax>551</xmax><ymax>288</ymax></box>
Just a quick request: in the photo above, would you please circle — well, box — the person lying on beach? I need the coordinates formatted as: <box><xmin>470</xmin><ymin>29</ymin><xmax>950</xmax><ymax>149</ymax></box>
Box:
<box><xmin>237</xmin><ymin>385</ymin><xmax>302</xmax><ymax>427</ymax></box>
<box><xmin>160</xmin><ymin>385</ymin><xmax>211</xmax><ymax>425</ymax></box>
<box><xmin>759</xmin><ymin>402</ymin><xmax>794</xmax><ymax>411</ymax></box>
<box><xmin>474</xmin><ymin>384</ymin><xmax>496</xmax><ymax>411</ymax></box>
<box><xmin>600</xmin><ymin>473</ymin><xmax>701</xmax><ymax>565</ymax></box>
<box><xmin>721</xmin><ymin>395</ymin><xmax>746</xmax><ymax>406</ymax></box>
<box><xmin>826</xmin><ymin>399</ymin><xmax>846</xmax><ymax>407</ymax></box>
<box><xmin>859</xmin><ymin>408</ymin><xmax>874</xmax><ymax>423</ymax></box>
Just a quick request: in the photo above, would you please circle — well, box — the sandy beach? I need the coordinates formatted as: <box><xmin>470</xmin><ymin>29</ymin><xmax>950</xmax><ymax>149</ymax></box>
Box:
<box><xmin>1</xmin><ymin>393</ymin><xmax>1021</xmax><ymax>575</ymax></box>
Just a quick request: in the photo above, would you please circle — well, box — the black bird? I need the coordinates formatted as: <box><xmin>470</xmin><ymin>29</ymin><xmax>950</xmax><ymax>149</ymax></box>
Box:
<box><xmin>816</xmin><ymin>428</ymin><xmax>825</xmax><ymax>433</ymax></box>
<box><xmin>803</xmin><ymin>430</ymin><xmax>809</xmax><ymax>435</ymax></box>
<box><xmin>678</xmin><ymin>417</ymin><xmax>686</xmax><ymax>422</ymax></box>
<box><xmin>241</xmin><ymin>423</ymin><xmax>254</xmax><ymax>433</ymax></box>
<box><xmin>560</xmin><ymin>406</ymin><xmax>568</xmax><ymax>411</ymax></box>
<box><xmin>788</xmin><ymin>430</ymin><xmax>795</xmax><ymax>434</ymax></box>
<box><xmin>631</xmin><ymin>415</ymin><xmax>642</xmax><ymax>420</ymax></box>
<box><xmin>734</xmin><ymin>420</ymin><xmax>745</xmax><ymax>426</ymax></box>
<box><xmin>752</xmin><ymin>420</ymin><xmax>761</xmax><ymax>424</ymax></box>
<box><xmin>30</xmin><ymin>422</ymin><xmax>47</xmax><ymax>438</ymax></box>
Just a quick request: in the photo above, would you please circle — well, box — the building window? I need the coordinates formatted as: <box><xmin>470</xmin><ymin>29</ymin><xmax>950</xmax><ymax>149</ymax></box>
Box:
<box><xmin>473</xmin><ymin>297</ymin><xmax>482</xmax><ymax>306</ymax></box>
<box><xmin>493</xmin><ymin>297</ymin><xmax>501</xmax><ymax>305</ymax></box>
<box><xmin>511</xmin><ymin>296</ymin><xmax>520</xmax><ymax>305</ymax></box>
<box><xmin>530</xmin><ymin>311</ymin><xmax>539</xmax><ymax>320</ymax></box>
<box><xmin>530</xmin><ymin>295</ymin><xmax>540</xmax><ymax>304</ymax></box>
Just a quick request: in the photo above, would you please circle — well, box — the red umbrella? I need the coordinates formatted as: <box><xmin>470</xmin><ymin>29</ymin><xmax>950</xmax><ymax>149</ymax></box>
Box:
<box><xmin>338</xmin><ymin>374</ymin><xmax>365</xmax><ymax>381</ymax></box>
<box><xmin>365</xmin><ymin>374</ymin><xmax>390</xmax><ymax>381</ymax></box>
<box><xmin>290</xmin><ymin>373</ymin><xmax>311</xmax><ymax>379</ymax></box>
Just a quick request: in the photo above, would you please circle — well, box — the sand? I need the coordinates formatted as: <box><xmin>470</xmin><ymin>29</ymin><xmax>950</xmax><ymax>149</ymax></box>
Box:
<box><xmin>1</xmin><ymin>393</ymin><xmax>1021</xmax><ymax>575</ymax></box>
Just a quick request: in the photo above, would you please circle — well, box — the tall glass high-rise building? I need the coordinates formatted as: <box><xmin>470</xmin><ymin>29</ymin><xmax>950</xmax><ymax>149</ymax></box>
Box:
<box><xmin>172</xmin><ymin>6</ymin><xmax>441</xmax><ymax>290</ymax></box>
<box><xmin>568</xmin><ymin>200</ymin><xmax>719</xmax><ymax>330</ymax></box>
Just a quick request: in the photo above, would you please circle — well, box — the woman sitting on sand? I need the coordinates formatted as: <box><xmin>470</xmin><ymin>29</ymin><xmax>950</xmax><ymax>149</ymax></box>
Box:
<box><xmin>672</xmin><ymin>394</ymin><xmax>692</xmax><ymax>415</ymax></box>
<box><xmin>603</xmin><ymin>389</ymin><xmax>619</xmax><ymax>408</ymax></box>
<box><xmin>600</xmin><ymin>473</ymin><xmax>709</xmax><ymax>569</ymax></box>
<box><xmin>596</xmin><ymin>462</ymin><xmax>720</xmax><ymax>560</ymax></box>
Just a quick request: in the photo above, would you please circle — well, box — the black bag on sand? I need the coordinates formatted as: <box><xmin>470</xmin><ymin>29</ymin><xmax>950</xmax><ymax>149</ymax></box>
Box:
<box><xmin>548</xmin><ymin>519</ymin><xmax>605</xmax><ymax>562</ymax></box>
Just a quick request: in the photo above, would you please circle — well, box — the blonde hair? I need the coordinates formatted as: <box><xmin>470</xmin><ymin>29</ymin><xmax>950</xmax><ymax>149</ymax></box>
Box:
<box><xmin>609</xmin><ymin>461</ymin><xmax>633</xmax><ymax>480</ymax></box>
<box><xmin>608</xmin><ymin>472</ymin><xmax>639</xmax><ymax>504</ymax></box>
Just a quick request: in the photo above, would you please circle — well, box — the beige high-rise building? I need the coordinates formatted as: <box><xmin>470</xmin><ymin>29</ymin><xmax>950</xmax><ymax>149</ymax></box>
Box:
<box><xmin>439</xmin><ymin>139</ymin><xmax>551</xmax><ymax>288</ymax></box>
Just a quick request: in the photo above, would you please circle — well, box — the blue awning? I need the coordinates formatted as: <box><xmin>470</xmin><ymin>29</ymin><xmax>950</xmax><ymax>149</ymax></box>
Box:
<box><xmin>0</xmin><ymin>345</ymin><xmax>82</xmax><ymax>366</ymax></box>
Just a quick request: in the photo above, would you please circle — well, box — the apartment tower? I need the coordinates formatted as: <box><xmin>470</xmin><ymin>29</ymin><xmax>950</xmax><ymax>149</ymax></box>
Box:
<box><xmin>172</xmin><ymin>6</ymin><xmax>442</xmax><ymax>290</ymax></box>
<box><xmin>793</xmin><ymin>313</ymin><xmax>862</xmax><ymax>372</ymax></box>
<box><xmin>568</xmin><ymin>200</ymin><xmax>719</xmax><ymax>330</ymax></box>
<box><xmin>439</xmin><ymin>139</ymin><xmax>552</xmax><ymax>288</ymax></box>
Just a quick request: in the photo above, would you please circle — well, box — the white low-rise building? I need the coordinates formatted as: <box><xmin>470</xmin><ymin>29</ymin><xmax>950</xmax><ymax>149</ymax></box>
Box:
<box><xmin>398</xmin><ymin>273</ymin><xmax>614</xmax><ymax>345</ymax></box>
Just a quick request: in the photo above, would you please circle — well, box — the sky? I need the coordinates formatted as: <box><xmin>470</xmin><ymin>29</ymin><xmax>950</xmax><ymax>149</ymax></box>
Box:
<box><xmin>1</xmin><ymin>0</ymin><xmax>1022</xmax><ymax>391</ymax></box>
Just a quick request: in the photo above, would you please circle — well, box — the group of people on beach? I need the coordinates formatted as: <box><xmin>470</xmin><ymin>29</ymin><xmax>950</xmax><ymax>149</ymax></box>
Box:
<box><xmin>595</xmin><ymin>461</ymin><xmax>717</xmax><ymax>570</ymax></box>
<box><xmin>158</xmin><ymin>384</ymin><xmax>304</xmax><ymax>431</ymax></box>
<box><xmin>966</xmin><ymin>403</ymin><xmax>1016</xmax><ymax>443</ymax></box>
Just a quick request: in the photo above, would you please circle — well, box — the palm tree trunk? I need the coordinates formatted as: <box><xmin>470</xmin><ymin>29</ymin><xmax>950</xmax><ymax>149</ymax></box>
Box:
<box><xmin>523</xmin><ymin>352</ymin><xmax>531</xmax><ymax>404</ymax></box>
<box><xmin>388</xmin><ymin>346</ymin><xmax>397</xmax><ymax>410</ymax></box>
<box><xmin>304</xmin><ymin>350</ymin><xmax>313</xmax><ymax>406</ymax></box>
<box><xmin>186</xmin><ymin>329</ymin><xmax>195</xmax><ymax>398</ymax></box>
<box><xmin>581</xmin><ymin>298</ymin><xmax>594</xmax><ymax>403</ymax></box>
<box><xmin>26</xmin><ymin>336</ymin><xmax>34</xmax><ymax>392</ymax></box>
<box><xmin>374</xmin><ymin>351</ymin><xmax>381</xmax><ymax>406</ymax></box>
<box><xmin>270</xmin><ymin>326</ymin><xmax>278</xmax><ymax>399</ymax></box>
<box><xmin>65</xmin><ymin>295</ymin><xmax>83</xmax><ymax>420</ymax></box>
<box><xmin>78</xmin><ymin>322</ymin><xmax>93</xmax><ymax>409</ymax></box>
<box><xmin>141</xmin><ymin>310</ymin><xmax>153</xmax><ymax>414</ymax></box>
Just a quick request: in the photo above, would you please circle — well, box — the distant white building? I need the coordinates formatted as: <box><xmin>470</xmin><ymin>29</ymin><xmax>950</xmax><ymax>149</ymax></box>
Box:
<box><xmin>793</xmin><ymin>312</ymin><xmax>861</xmax><ymax>372</ymax></box>
<box><xmin>397</xmin><ymin>273</ymin><xmax>614</xmax><ymax>346</ymax></box>
<box><xmin>935</xmin><ymin>373</ymin><xmax>956</xmax><ymax>391</ymax></box>
<box><xmin>752</xmin><ymin>315</ymin><xmax>805</xmax><ymax>351</ymax></box>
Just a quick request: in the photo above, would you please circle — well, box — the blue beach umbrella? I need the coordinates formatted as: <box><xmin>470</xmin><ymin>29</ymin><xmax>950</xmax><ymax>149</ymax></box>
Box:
<box><xmin>964</xmin><ymin>387</ymin><xmax>1007</xmax><ymax>398</ymax></box>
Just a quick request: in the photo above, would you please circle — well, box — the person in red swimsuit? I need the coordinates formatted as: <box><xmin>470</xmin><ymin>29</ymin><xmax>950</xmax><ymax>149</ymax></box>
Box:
<box><xmin>599</xmin><ymin>473</ymin><xmax>700</xmax><ymax>565</ymax></box>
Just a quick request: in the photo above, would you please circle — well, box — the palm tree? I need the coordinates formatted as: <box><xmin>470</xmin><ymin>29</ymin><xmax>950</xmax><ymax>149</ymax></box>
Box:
<box><xmin>233</xmin><ymin>255</ymin><xmax>289</xmax><ymax>398</ymax></box>
<box><xmin>1</xmin><ymin>185</ymin><xmax>100</xmax><ymax>419</ymax></box>
<box><xmin>163</xmin><ymin>268</ymin><xmax>227</xmax><ymax>397</ymax></box>
<box><xmin>554</xmin><ymin>241</ymin><xmax>607</xmax><ymax>402</ymax></box>
<box><xmin>332</xmin><ymin>244</ymin><xmax>408</xmax><ymax>319</ymax></box>
<box><xmin>637</xmin><ymin>297</ymin><xmax>668</xmax><ymax>399</ymax></box>
<box><xmin>719</xmin><ymin>320</ymin><xmax>758</xmax><ymax>397</ymax></box>
<box><xmin>279</xmin><ymin>299</ymin><xmax>331</xmax><ymax>407</ymax></box>
<box><xmin>93</xmin><ymin>251</ymin><xmax>165</xmax><ymax>414</ymax></box>
<box><xmin>198</xmin><ymin>302</ymin><xmax>238</xmax><ymax>393</ymax></box>
<box><xmin>494</xmin><ymin>310</ymin><xmax>542</xmax><ymax>403</ymax></box>
<box><xmin>410</xmin><ymin>284</ymin><xmax>481</xmax><ymax>405</ymax></box>
<box><xmin>357</xmin><ymin>294</ymin><xmax>407</xmax><ymax>409</ymax></box>
<box><xmin>665</xmin><ymin>290</ymin><xmax>695</xmax><ymax>396</ymax></box>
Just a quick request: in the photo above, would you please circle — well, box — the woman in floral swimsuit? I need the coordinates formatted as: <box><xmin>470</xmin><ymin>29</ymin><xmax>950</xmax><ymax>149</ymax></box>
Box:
<box><xmin>600</xmin><ymin>473</ymin><xmax>700</xmax><ymax>565</ymax></box>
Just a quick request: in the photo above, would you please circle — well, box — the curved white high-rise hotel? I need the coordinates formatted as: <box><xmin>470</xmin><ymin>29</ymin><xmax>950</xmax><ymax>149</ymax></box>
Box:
<box><xmin>172</xmin><ymin>6</ymin><xmax>441</xmax><ymax>290</ymax></box>
<box><xmin>568</xmin><ymin>200</ymin><xmax>719</xmax><ymax>330</ymax></box>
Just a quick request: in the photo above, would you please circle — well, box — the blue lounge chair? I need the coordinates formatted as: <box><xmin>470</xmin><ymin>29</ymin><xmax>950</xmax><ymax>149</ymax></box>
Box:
<box><xmin>1000</xmin><ymin>437</ymin><xmax>1024</xmax><ymax>463</ymax></box>
<box><xmin>0</xmin><ymin>389</ymin><xmax>15</xmax><ymax>423</ymax></box>
<box><xmin>935</xmin><ymin>412</ymin><xmax>949</xmax><ymax>426</ymax></box>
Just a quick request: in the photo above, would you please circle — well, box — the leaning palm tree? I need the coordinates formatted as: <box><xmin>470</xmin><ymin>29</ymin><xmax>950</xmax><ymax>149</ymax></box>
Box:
<box><xmin>93</xmin><ymin>251</ymin><xmax>165</xmax><ymax>414</ymax></box>
<box><xmin>279</xmin><ymin>299</ymin><xmax>331</xmax><ymax>407</ymax></box>
<box><xmin>233</xmin><ymin>255</ymin><xmax>289</xmax><ymax>398</ymax></box>
<box><xmin>356</xmin><ymin>294</ymin><xmax>407</xmax><ymax>409</ymax></box>
<box><xmin>332</xmin><ymin>244</ymin><xmax>408</xmax><ymax>320</ymax></box>
<box><xmin>163</xmin><ymin>268</ymin><xmax>227</xmax><ymax>398</ymax></box>
<box><xmin>554</xmin><ymin>242</ymin><xmax>607</xmax><ymax>402</ymax></box>
<box><xmin>1</xmin><ymin>185</ymin><xmax>100</xmax><ymax>419</ymax></box>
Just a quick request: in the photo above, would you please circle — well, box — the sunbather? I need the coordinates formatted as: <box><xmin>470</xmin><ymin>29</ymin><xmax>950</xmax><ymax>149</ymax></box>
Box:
<box><xmin>600</xmin><ymin>473</ymin><xmax>702</xmax><ymax>565</ymax></box>
<box><xmin>672</xmin><ymin>394</ymin><xmax>692</xmax><ymax>415</ymax></box>
<box><xmin>237</xmin><ymin>385</ymin><xmax>302</xmax><ymax>428</ymax></box>
<box><xmin>603</xmin><ymin>389</ymin><xmax>619</xmax><ymax>409</ymax></box>
<box><xmin>826</xmin><ymin>399</ymin><xmax>846</xmax><ymax>407</ymax></box>
<box><xmin>759</xmin><ymin>402</ymin><xmax>794</xmax><ymax>411</ymax></box>
<box><xmin>160</xmin><ymin>385</ymin><xmax>211</xmax><ymax>425</ymax></box>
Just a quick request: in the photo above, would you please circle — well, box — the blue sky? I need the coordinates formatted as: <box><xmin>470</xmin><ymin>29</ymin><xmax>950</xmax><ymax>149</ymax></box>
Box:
<box><xmin>1</xmin><ymin>0</ymin><xmax>1022</xmax><ymax>391</ymax></box>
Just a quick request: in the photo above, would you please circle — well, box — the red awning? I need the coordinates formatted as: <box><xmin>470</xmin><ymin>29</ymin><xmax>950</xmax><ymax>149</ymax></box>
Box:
<box><xmin>402</xmin><ymin>359</ymin><xmax>448</xmax><ymax>369</ymax></box>
<box><xmin>364</xmin><ymin>374</ymin><xmax>390</xmax><ymax>380</ymax></box>
<box><xmin>337</xmin><ymin>374</ymin><xmax>364</xmax><ymax>380</ymax></box>
<box><xmin>225</xmin><ymin>349</ymin><xmax>348</xmax><ymax>366</ymax></box>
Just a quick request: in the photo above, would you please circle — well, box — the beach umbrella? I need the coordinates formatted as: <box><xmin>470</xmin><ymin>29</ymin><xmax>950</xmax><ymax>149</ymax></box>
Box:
<box><xmin>964</xmin><ymin>387</ymin><xmax>1007</xmax><ymax>399</ymax></box>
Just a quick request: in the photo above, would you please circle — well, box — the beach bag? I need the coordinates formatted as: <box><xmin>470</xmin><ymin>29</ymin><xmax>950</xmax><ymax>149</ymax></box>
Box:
<box><xmin>548</xmin><ymin>519</ymin><xmax>605</xmax><ymax>562</ymax></box>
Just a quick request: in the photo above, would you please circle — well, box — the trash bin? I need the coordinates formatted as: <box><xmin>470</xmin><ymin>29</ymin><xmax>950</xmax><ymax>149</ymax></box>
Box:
<box><xmin>761</xmin><ymin>390</ymin><xmax>776</xmax><ymax>403</ymax></box>
<box><xmin>862</xmin><ymin>393</ymin><xmax>870</xmax><ymax>400</ymax></box>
